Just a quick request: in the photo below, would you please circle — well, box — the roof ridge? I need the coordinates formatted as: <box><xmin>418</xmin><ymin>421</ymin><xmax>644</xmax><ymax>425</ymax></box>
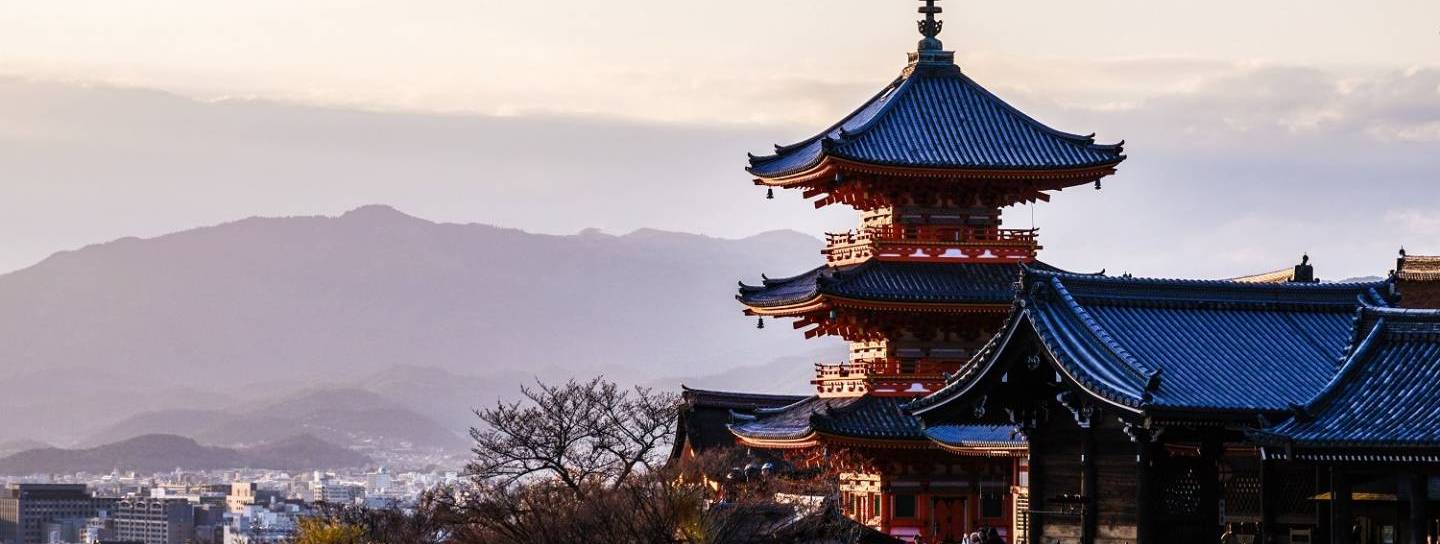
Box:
<box><xmin>737</xmin><ymin>266</ymin><xmax>825</xmax><ymax>291</ymax></box>
<box><xmin>752</xmin><ymin>395</ymin><xmax>820</xmax><ymax>416</ymax></box>
<box><xmin>824</xmin><ymin>72</ymin><xmax>923</xmax><ymax>153</ymax></box>
<box><xmin>747</xmin><ymin>75</ymin><xmax>907</xmax><ymax>166</ymax></box>
<box><xmin>1047</xmin><ymin>276</ymin><xmax>1160</xmax><ymax>391</ymax></box>
<box><xmin>1286</xmin><ymin>314</ymin><xmax>1390</xmax><ymax>427</ymax></box>
<box><xmin>953</xmin><ymin>71</ymin><xmax>1123</xmax><ymax>149</ymax></box>
<box><xmin>680</xmin><ymin>385</ymin><xmax>809</xmax><ymax>400</ymax></box>
<box><xmin>907</xmin><ymin>306</ymin><xmax>1023</xmax><ymax>416</ymax></box>
<box><xmin>1026</xmin><ymin>267</ymin><xmax>1388</xmax><ymax>292</ymax></box>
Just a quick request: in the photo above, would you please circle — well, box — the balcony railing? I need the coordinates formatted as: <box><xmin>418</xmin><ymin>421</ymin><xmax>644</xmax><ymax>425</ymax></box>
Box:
<box><xmin>825</xmin><ymin>225</ymin><xmax>1037</xmax><ymax>247</ymax></box>
<box><xmin>812</xmin><ymin>359</ymin><xmax>957</xmax><ymax>397</ymax></box>
<box><xmin>822</xmin><ymin>225</ymin><xmax>1039</xmax><ymax>265</ymax></box>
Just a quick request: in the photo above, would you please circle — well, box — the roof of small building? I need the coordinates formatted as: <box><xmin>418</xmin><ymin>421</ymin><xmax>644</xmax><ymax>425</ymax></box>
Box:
<box><xmin>745</xmin><ymin>55</ymin><xmax>1124</xmax><ymax>180</ymax></box>
<box><xmin>729</xmin><ymin>395</ymin><xmax>925</xmax><ymax>442</ymax></box>
<box><xmin>909</xmin><ymin>269</ymin><xmax>1392</xmax><ymax>416</ymax></box>
<box><xmin>671</xmin><ymin>387</ymin><xmax>808</xmax><ymax>458</ymax></box>
<box><xmin>1255</xmin><ymin>306</ymin><xmax>1440</xmax><ymax>451</ymax></box>
<box><xmin>1398</xmin><ymin>254</ymin><xmax>1440</xmax><ymax>282</ymax></box>
<box><xmin>738</xmin><ymin>260</ymin><xmax>1062</xmax><ymax>309</ymax></box>
<box><xmin>1228</xmin><ymin>268</ymin><xmax>1296</xmax><ymax>283</ymax></box>
<box><xmin>923</xmin><ymin>424</ymin><xmax>1026</xmax><ymax>450</ymax></box>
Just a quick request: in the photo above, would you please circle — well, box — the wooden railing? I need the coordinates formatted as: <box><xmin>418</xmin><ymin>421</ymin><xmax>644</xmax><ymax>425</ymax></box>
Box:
<box><xmin>813</xmin><ymin>359</ymin><xmax>954</xmax><ymax>379</ymax></box>
<box><xmin>813</xmin><ymin>359</ymin><xmax>959</xmax><ymax>397</ymax></box>
<box><xmin>824</xmin><ymin>225</ymin><xmax>1038</xmax><ymax>248</ymax></box>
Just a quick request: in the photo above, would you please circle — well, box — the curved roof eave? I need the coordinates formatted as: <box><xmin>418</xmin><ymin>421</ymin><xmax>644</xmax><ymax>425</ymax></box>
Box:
<box><xmin>746</xmin><ymin>60</ymin><xmax>1126</xmax><ymax>180</ymax></box>
<box><xmin>750</xmin><ymin>155</ymin><xmax>1127</xmax><ymax>186</ymax></box>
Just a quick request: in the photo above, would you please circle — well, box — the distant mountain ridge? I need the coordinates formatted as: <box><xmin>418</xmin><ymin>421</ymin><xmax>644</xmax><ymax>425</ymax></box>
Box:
<box><xmin>0</xmin><ymin>434</ymin><xmax>370</xmax><ymax>475</ymax></box>
<box><xmin>82</xmin><ymin>387</ymin><xmax>468</xmax><ymax>451</ymax></box>
<box><xmin>0</xmin><ymin>206</ymin><xmax>823</xmax><ymax>447</ymax></box>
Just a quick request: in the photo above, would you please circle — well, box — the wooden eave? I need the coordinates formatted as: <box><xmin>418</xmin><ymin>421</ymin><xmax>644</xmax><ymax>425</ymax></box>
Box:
<box><xmin>930</xmin><ymin>440</ymin><xmax>1028</xmax><ymax>458</ymax></box>
<box><xmin>815</xmin><ymin>432</ymin><xmax>936</xmax><ymax>451</ymax></box>
<box><xmin>752</xmin><ymin>156</ymin><xmax>1121</xmax><ymax>189</ymax></box>
<box><xmin>743</xmin><ymin>295</ymin><xmax>1013</xmax><ymax>317</ymax></box>
<box><xmin>733</xmin><ymin>433</ymin><xmax>821</xmax><ymax>450</ymax></box>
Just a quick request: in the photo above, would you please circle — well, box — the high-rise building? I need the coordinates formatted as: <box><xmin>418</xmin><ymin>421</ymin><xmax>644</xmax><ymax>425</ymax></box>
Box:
<box><xmin>0</xmin><ymin>484</ymin><xmax>115</xmax><ymax>544</ymax></box>
<box><xmin>225</xmin><ymin>484</ymin><xmax>256</xmax><ymax>514</ymax></box>
<box><xmin>112</xmin><ymin>496</ymin><xmax>194</xmax><ymax>544</ymax></box>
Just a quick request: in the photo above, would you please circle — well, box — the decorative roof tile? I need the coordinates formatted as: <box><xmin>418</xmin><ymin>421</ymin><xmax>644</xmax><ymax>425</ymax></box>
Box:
<box><xmin>746</xmin><ymin>61</ymin><xmax>1124</xmax><ymax>179</ymax></box>
<box><xmin>1257</xmin><ymin>306</ymin><xmax>1440</xmax><ymax>449</ymax></box>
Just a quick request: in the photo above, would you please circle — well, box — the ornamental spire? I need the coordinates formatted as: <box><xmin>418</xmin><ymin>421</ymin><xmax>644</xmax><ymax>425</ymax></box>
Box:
<box><xmin>917</xmin><ymin>0</ymin><xmax>944</xmax><ymax>51</ymax></box>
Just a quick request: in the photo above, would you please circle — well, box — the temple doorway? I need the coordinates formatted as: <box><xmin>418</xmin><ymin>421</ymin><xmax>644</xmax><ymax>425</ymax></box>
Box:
<box><xmin>932</xmin><ymin>496</ymin><xmax>969</xmax><ymax>542</ymax></box>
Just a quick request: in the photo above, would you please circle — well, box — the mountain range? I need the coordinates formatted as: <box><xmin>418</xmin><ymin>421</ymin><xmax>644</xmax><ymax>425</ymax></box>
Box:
<box><xmin>0</xmin><ymin>434</ymin><xmax>370</xmax><ymax>475</ymax></box>
<box><xmin>0</xmin><ymin>206</ymin><xmax>826</xmax><ymax>450</ymax></box>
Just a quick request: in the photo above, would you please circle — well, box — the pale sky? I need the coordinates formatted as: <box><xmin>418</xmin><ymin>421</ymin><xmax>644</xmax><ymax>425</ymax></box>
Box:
<box><xmin>3</xmin><ymin>0</ymin><xmax>1436</xmax><ymax>123</ymax></box>
<box><xmin>1</xmin><ymin>0</ymin><xmax>1438</xmax><ymax>278</ymax></box>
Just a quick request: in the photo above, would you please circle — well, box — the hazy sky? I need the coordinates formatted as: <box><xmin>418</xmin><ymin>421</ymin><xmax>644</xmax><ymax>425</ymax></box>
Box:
<box><xmin>3</xmin><ymin>0</ymin><xmax>1437</xmax><ymax>123</ymax></box>
<box><xmin>1</xmin><ymin>1</ymin><xmax>1438</xmax><ymax>278</ymax></box>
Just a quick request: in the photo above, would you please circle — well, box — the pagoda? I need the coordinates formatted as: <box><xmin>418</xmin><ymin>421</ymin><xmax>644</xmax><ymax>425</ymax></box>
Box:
<box><xmin>727</xmin><ymin>1</ymin><xmax>1124</xmax><ymax>541</ymax></box>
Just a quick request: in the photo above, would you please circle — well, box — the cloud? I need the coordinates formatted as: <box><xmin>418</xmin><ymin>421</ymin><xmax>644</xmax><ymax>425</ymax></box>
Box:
<box><xmin>0</xmin><ymin>58</ymin><xmax>1435</xmax><ymax>280</ymax></box>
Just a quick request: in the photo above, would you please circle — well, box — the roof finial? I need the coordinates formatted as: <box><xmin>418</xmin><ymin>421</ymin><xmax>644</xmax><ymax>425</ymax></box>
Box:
<box><xmin>917</xmin><ymin>0</ymin><xmax>944</xmax><ymax>51</ymax></box>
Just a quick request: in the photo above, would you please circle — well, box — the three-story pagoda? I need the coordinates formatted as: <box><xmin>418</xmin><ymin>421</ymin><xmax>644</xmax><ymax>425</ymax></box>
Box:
<box><xmin>729</xmin><ymin>1</ymin><xmax>1124</xmax><ymax>541</ymax></box>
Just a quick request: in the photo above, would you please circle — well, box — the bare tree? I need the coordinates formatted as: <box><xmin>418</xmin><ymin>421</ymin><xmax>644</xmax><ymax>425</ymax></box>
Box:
<box><xmin>587</xmin><ymin>381</ymin><xmax>679</xmax><ymax>484</ymax></box>
<box><xmin>467</xmin><ymin>377</ymin><xmax>679</xmax><ymax>493</ymax></box>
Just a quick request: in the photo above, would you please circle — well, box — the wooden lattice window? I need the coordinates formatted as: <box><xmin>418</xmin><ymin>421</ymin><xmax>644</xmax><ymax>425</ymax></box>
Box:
<box><xmin>1275</xmin><ymin>470</ymin><xmax>1317</xmax><ymax>516</ymax></box>
<box><xmin>1223</xmin><ymin>473</ymin><xmax>1263</xmax><ymax>516</ymax></box>
<box><xmin>1162</xmin><ymin>467</ymin><xmax>1202</xmax><ymax>516</ymax></box>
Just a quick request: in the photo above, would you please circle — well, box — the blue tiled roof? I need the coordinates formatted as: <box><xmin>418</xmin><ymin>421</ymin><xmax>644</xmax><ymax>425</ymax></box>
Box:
<box><xmin>672</xmin><ymin>387</ymin><xmax>810</xmax><ymax>458</ymax></box>
<box><xmin>746</xmin><ymin>60</ymin><xmax>1124</xmax><ymax>178</ymax></box>
<box><xmin>924</xmin><ymin>424</ymin><xmax>1026</xmax><ymax>449</ymax></box>
<box><xmin>729</xmin><ymin>396</ymin><xmax>924</xmax><ymax>441</ymax></box>
<box><xmin>1258</xmin><ymin>306</ymin><xmax>1440</xmax><ymax>449</ymax></box>
<box><xmin>738</xmin><ymin>261</ymin><xmax>1062</xmax><ymax>308</ymax></box>
<box><xmin>910</xmin><ymin>270</ymin><xmax>1392</xmax><ymax>416</ymax></box>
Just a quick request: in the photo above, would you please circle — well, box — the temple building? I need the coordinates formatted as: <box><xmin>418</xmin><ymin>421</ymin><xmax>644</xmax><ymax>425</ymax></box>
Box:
<box><xmin>908</xmin><ymin>259</ymin><xmax>1440</xmax><ymax>544</ymax></box>
<box><xmin>669</xmin><ymin>2</ymin><xmax>1440</xmax><ymax>543</ymax></box>
<box><xmin>1395</xmin><ymin>251</ymin><xmax>1440</xmax><ymax>308</ymax></box>
<box><xmin>713</xmin><ymin>0</ymin><xmax>1123</xmax><ymax>540</ymax></box>
<box><xmin>1254</xmin><ymin>304</ymin><xmax>1440</xmax><ymax>544</ymax></box>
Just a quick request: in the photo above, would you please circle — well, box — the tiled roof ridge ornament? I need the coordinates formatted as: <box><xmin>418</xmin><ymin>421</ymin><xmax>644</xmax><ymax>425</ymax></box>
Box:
<box><xmin>916</xmin><ymin>0</ymin><xmax>944</xmax><ymax>52</ymax></box>
<box><xmin>908</xmin><ymin>0</ymin><xmax>958</xmax><ymax>70</ymax></box>
<box><xmin>1291</xmin><ymin>254</ymin><xmax>1317</xmax><ymax>283</ymax></box>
